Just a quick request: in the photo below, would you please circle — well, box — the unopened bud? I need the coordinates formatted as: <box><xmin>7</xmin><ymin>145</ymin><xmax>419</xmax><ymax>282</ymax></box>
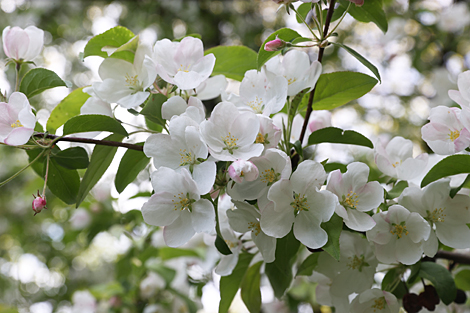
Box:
<box><xmin>228</xmin><ymin>160</ymin><xmax>259</xmax><ymax>184</ymax></box>
<box><xmin>264</xmin><ymin>37</ymin><xmax>287</xmax><ymax>52</ymax></box>
<box><xmin>32</xmin><ymin>191</ymin><xmax>47</xmax><ymax>216</ymax></box>
<box><xmin>348</xmin><ymin>0</ymin><xmax>364</xmax><ymax>6</ymax></box>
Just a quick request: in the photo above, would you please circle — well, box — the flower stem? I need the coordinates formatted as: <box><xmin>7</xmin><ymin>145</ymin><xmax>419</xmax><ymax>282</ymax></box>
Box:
<box><xmin>33</xmin><ymin>133</ymin><xmax>144</xmax><ymax>151</ymax></box>
<box><xmin>15</xmin><ymin>62</ymin><xmax>21</xmax><ymax>92</ymax></box>
<box><xmin>0</xmin><ymin>149</ymin><xmax>46</xmax><ymax>188</ymax></box>
<box><xmin>291</xmin><ymin>6</ymin><xmax>320</xmax><ymax>41</ymax></box>
<box><xmin>42</xmin><ymin>152</ymin><xmax>50</xmax><ymax>196</ymax></box>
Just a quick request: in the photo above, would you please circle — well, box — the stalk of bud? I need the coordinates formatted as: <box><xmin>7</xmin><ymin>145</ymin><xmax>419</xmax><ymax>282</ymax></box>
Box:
<box><xmin>32</xmin><ymin>191</ymin><xmax>47</xmax><ymax>216</ymax></box>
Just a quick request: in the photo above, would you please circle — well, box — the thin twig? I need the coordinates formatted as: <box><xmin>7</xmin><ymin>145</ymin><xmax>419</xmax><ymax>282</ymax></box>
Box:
<box><xmin>434</xmin><ymin>250</ymin><xmax>470</xmax><ymax>265</ymax></box>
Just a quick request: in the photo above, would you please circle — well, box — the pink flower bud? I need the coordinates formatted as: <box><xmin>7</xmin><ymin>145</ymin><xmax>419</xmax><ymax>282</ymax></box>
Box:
<box><xmin>348</xmin><ymin>0</ymin><xmax>364</xmax><ymax>6</ymax></box>
<box><xmin>228</xmin><ymin>160</ymin><xmax>259</xmax><ymax>184</ymax></box>
<box><xmin>32</xmin><ymin>191</ymin><xmax>47</xmax><ymax>216</ymax></box>
<box><xmin>308</xmin><ymin>110</ymin><xmax>332</xmax><ymax>133</ymax></box>
<box><xmin>264</xmin><ymin>37</ymin><xmax>287</xmax><ymax>52</ymax></box>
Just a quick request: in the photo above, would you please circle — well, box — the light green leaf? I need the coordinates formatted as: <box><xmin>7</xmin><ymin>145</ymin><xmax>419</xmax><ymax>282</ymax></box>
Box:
<box><xmin>455</xmin><ymin>269</ymin><xmax>470</xmax><ymax>291</ymax></box>
<box><xmin>205</xmin><ymin>46</ymin><xmax>257</xmax><ymax>81</ymax></box>
<box><xmin>89</xmin><ymin>282</ymin><xmax>124</xmax><ymax>299</ymax></box>
<box><xmin>83</xmin><ymin>26</ymin><xmax>136</xmax><ymax>62</ymax></box>
<box><xmin>257</xmin><ymin>28</ymin><xmax>302</xmax><ymax>70</ymax></box>
<box><xmin>63</xmin><ymin>114</ymin><xmax>128</xmax><ymax>136</ymax></box>
<box><xmin>265</xmin><ymin>231</ymin><xmax>301</xmax><ymax>298</ymax></box>
<box><xmin>52</xmin><ymin>147</ymin><xmax>89</xmax><ymax>170</ymax></box>
<box><xmin>140</xmin><ymin>93</ymin><xmax>168</xmax><ymax>126</ymax></box>
<box><xmin>19</xmin><ymin>68</ymin><xmax>66</xmax><ymax>98</ymax></box>
<box><xmin>421</xmin><ymin>155</ymin><xmax>470</xmax><ymax>187</ymax></box>
<box><xmin>47</xmin><ymin>159</ymin><xmax>80</xmax><ymax>205</ymax></box>
<box><xmin>296</xmin><ymin>253</ymin><xmax>320</xmax><ymax>276</ymax></box>
<box><xmin>312</xmin><ymin>71</ymin><xmax>378</xmax><ymax>110</ymax></box>
<box><xmin>386</xmin><ymin>181</ymin><xmax>409</xmax><ymax>199</ymax></box>
<box><xmin>308</xmin><ymin>126</ymin><xmax>373</xmax><ymax>148</ymax></box>
<box><xmin>219</xmin><ymin>253</ymin><xmax>254</xmax><ymax>313</ymax></box>
<box><xmin>419</xmin><ymin>262</ymin><xmax>456</xmax><ymax>305</ymax></box>
<box><xmin>76</xmin><ymin>134</ymin><xmax>124</xmax><ymax>207</ymax></box>
<box><xmin>115</xmin><ymin>143</ymin><xmax>149</xmax><ymax>193</ymax></box>
<box><xmin>320</xmin><ymin>214</ymin><xmax>343</xmax><ymax>261</ymax></box>
<box><xmin>158</xmin><ymin>247</ymin><xmax>200</xmax><ymax>260</ymax></box>
<box><xmin>295</xmin><ymin>3</ymin><xmax>312</xmax><ymax>24</ymax></box>
<box><xmin>46</xmin><ymin>87</ymin><xmax>91</xmax><ymax>134</ymax></box>
<box><xmin>240</xmin><ymin>261</ymin><xmax>263</xmax><ymax>313</ymax></box>
<box><xmin>340</xmin><ymin>0</ymin><xmax>388</xmax><ymax>33</ymax></box>
<box><xmin>331</xmin><ymin>42</ymin><xmax>381</xmax><ymax>82</ymax></box>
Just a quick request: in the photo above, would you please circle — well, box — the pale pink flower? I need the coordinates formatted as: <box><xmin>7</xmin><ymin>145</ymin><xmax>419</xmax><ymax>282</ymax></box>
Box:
<box><xmin>349</xmin><ymin>289</ymin><xmax>399</xmax><ymax>313</ymax></box>
<box><xmin>0</xmin><ymin>92</ymin><xmax>36</xmax><ymax>146</ymax></box>
<box><xmin>2</xmin><ymin>26</ymin><xmax>44</xmax><ymax>61</ymax></box>
<box><xmin>228</xmin><ymin>160</ymin><xmax>259</xmax><ymax>184</ymax></box>
<box><xmin>448</xmin><ymin>70</ymin><xmax>470</xmax><ymax>108</ymax></box>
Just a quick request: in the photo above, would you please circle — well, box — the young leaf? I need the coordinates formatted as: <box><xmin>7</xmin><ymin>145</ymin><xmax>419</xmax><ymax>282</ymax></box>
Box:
<box><xmin>331</xmin><ymin>42</ymin><xmax>381</xmax><ymax>82</ymax></box>
<box><xmin>158</xmin><ymin>247</ymin><xmax>200</xmax><ymax>260</ymax></box>
<box><xmin>421</xmin><ymin>155</ymin><xmax>470</xmax><ymax>187</ymax></box>
<box><xmin>46</xmin><ymin>87</ymin><xmax>91</xmax><ymax>134</ymax></box>
<box><xmin>381</xmin><ymin>268</ymin><xmax>407</xmax><ymax>298</ymax></box>
<box><xmin>240</xmin><ymin>261</ymin><xmax>263</xmax><ymax>313</ymax></box>
<box><xmin>219</xmin><ymin>253</ymin><xmax>254</xmax><ymax>313</ymax></box>
<box><xmin>47</xmin><ymin>159</ymin><xmax>80</xmax><ymax>205</ymax></box>
<box><xmin>204</xmin><ymin>46</ymin><xmax>257</xmax><ymax>81</ymax></box>
<box><xmin>339</xmin><ymin>0</ymin><xmax>388</xmax><ymax>33</ymax></box>
<box><xmin>454</xmin><ymin>269</ymin><xmax>470</xmax><ymax>291</ymax></box>
<box><xmin>75</xmin><ymin>134</ymin><xmax>124</xmax><ymax>207</ymax></box>
<box><xmin>295</xmin><ymin>3</ymin><xmax>312</xmax><ymax>24</ymax></box>
<box><xmin>312</xmin><ymin>72</ymin><xmax>378</xmax><ymax>110</ymax></box>
<box><xmin>320</xmin><ymin>213</ymin><xmax>343</xmax><ymax>261</ymax></box>
<box><xmin>140</xmin><ymin>93</ymin><xmax>168</xmax><ymax>127</ymax></box>
<box><xmin>83</xmin><ymin>26</ymin><xmax>136</xmax><ymax>62</ymax></box>
<box><xmin>296</xmin><ymin>253</ymin><xmax>320</xmax><ymax>276</ymax></box>
<box><xmin>385</xmin><ymin>181</ymin><xmax>409</xmax><ymax>199</ymax></box>
<box><xmin>19</xmin><ymin>68</ymin><xmax>67</xmax><ymax>98</ymax></box>
<box><xmin>62</xmin><ymin>114</ymin><xmax>128</xmax><ymax>136</ymax></box>
<box><xmin>115</xmin><ymin>143</ymin><xmax>149</xmax><ymax>193</ymax></box>
<box><xmin>52</xmin><ymin>147</ymin><xmax>89</xmax><ymax>170</ymax></box>
<box><xmin>257</xmin><ymin>28</ymin><xmax>301</xmax><ymax>70</ymax></box>
<box><xmin>419</xmin><ymin>261</ymin><xmax>457</xmax><ymax>305</ymax></box>
<box><xmin>265</xmin><ymin>230</ymin><xmax>301</xmax><ymax>298</ymax></box>
<box><xmin>308</xmin><ymin>126</ymin><xmax>373</xmax><ymax>148</ymax></box>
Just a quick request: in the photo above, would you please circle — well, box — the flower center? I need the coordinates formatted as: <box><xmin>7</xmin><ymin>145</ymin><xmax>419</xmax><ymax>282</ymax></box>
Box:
<box><xmin>391</xmin><ymin>160</ymin><xmax>401</xmax><ymax>168</ymax></box>
<box><xmin>222</xmin><ymin>132</ymin><xmax>239</xmax><ymax>154</ymax></box>
<box><xmin>225</xmin><ymin>239</ymin><xmax>237</xmax><ymax>249</ymax></box>
<box><xmin>124</xmin><ymin>73</ymin><xmax>141</xmax><ymax>91</ymax></box>
<box><xmin>260</xmin><ymin>168</ymin><xmax>280</xmax><ymax>186</ymax></box>
<box><xmin>346</xmin><ymin>254</ymin><xmax>369</xmax><ymax>272</ymax></box>
<box><xmin>178</xmin><ymin>64</ymin><xmax>191</xmax><ymax>73</ymax></box>
<box><xmin>179</xmin><ymin>149</ymin><xmax>194</xmax><ymax>166</ymax></box>
<box><xmin>10</xmin><ymin>120</ymin><xmax>23</xmax><ymax>128</ymax></box>
<box><xmin>291</xmin><ymin>192</ymin><xmax>309</xmax><ymax>214</ymax></box>
<box><xmin>448</xmin><ymin>129</ymin><xmax>460</xmax><ymax>142</ymax></box>
<box><xmin>172</xmin><ymin>192</ymin><xmax>195</xmax><ymax>212</ymax></box>
<box><xmin>246</xmin><ymin>96</ymin><xmax>264</xmax><ymax>114</ymax></box>
<box><xmin>342</xmin><ymin>191</ymin><xmax>359</xmax><ymax>209</ymax></box>
<box><xmin>427</xmin><ymin>207</ymin><xmax>446</xmax><ymax>223</ymax></box>
<box><xmin>390</xmin><ymin>221</ymin><xmax>408</xmax><ymax>239</ymax></box>
<box><xmin>371</xmin><ymin>297</ymin><xmax>386</xmax><ymax>311</ymax></box>
<box><xmin>285</xmin><ymin>76</ymin><xmax>297</xmax><ymax>85</ymax></box>
<box><xmin>248</xmin><ymin>221</ymin><xmax>261</xmax><ymax>236</ymax></box>
<box><xmin>255</xmin><ymin>132</ymin><xmax>265</xmax><ymax>144</ymax></box>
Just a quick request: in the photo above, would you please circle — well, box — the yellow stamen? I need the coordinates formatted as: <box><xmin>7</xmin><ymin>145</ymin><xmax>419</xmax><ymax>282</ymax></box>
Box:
<box><xmin>448</xmin><ymin>130</ymin><xmax>460</xmax><ymax>142</ymax></box>
<box><xmin>10</xmin><ymin>120</ymin><xmax>23</xmax><ymax>128</ymax></box>
<box><xmin>428</xmin><ymin>207</ymin><xmax>446</xmax><ymax>223</ymax></box>
<box><xmin>172</xmin><ymin>192</ymin><xmax>193</xmax><ymax>211</ymax></box>
<box><xmin>371</xmin><ymin>297</ymin><xmax>386</xmax><ymax>311</ymax></box>
<box><xmin>248</xmin><ymin>221</ymin><xmax>261</xmax><ymax>236</ymax></box>
<box><xmin>390</xmin><ymin>222</ymin><xmax>408</xmax><ymax>239</ymax></box>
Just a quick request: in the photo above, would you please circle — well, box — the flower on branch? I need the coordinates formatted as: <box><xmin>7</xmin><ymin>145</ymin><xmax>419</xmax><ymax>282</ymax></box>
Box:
<box><xmin>0</xmin><ymin>92</ymin><xmax>36</xmax><ymax>146</ymax></box>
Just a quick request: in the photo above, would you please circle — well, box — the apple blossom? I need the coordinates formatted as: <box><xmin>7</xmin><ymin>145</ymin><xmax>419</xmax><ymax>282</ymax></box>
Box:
<box><xmin>308</xmin><ymin>110</ymin><xmax>331</xmax><ymax>132</ymax></box>
<box><xmin>0</xmin><ymin>92</ymin><xmax>36</xmax><ymax>146</ymax></box>
<box><xmin>140</xmin><ymin>272</ymin><xmax>165</xmax><ymax>299</ymax></box>
<box><xmin>255</xmin><ymin>115</ymin><xmax>282</xmax><ymax>150</ymax></box>
<box><xmin>141</xmin><ymin>167</ymin><xmax>215</xmax><ymax>247</ymax></box>
<box><xmin>265</xmin><ymin>50</ymin><xmax>322</xmax><ymax>97</ymax></box>
<box><xmin>349</xmin><ymin>289</ymin><xmax>400</xmax><ymax>313</ymax></box>
<box><xmin>161</xmin><ymin>96</ymin><xmax>205</xmax><ymax>123</ymax></box>
<box><xmin>421</xmin><ymin>106</ymin><xmax>470</xmax><ymax>155</ymax></box>
<box><xmin>448</xmin><ymin>70</ymin><xmax>470</xmax><ymax>108</ymax></box>
<box><xmin>192</xmin><ymin>75</ymin><xmax>228</xmax><ymax>101</ymax></box>
<box><xmin>327</xmin><ymin>162</ymin><xmax>383</xmax><ymax>231</ymax></box>
<box><xmin>228</xmin><ymin>160</ymin><xmax>259</xmax><ymax>184</ymax></box>
<box><xmin>2</xmin><ymin>26</ymin><xmax>44</xmax><ymax>62</ymax></box>
<box><xmin>374</xmin><ymin>136</ymin><xmax>428</xmax><ymax>180</ymax></box>
<box><xmin>366</xmin><ymin>205</ymin><xmax>431</xmax><ymax>265</ymax></box>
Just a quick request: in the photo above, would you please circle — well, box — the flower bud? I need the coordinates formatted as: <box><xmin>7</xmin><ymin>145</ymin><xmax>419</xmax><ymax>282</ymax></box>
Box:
<box><xmin>2</xmin><ymin>26</ymin><xmax>44</xmax><ymax>62</ymax></box>
<box><xmin>348</xmin><ymin>0</ymin><xmax>364</xmax><ymax>6</ymax></box>
<box><xmin>264</xmin><ymin>37</ymin><xmax>287</xmax><ymax>52</ymax></box>
<box><xmin>228</xmin><ymin>160</ymin><xmax>259</xmax><ymax>184</ymax></box>
<box><xmin>32</xmin><ymin>191</ymin><xmax>47</xmax><ymax>216</ymax></box>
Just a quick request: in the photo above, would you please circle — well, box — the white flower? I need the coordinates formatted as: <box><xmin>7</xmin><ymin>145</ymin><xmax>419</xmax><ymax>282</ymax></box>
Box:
<box><xmin>308</xmin><ymin>110</ymin><xmax>331</xmax><ymax>132</ymax></box>
<box><xmin>374</xmin><ymin>136</ymin><xmax>428</xmax><ymax>180</ymax></box>
<box><xmin>228</xmin><ymin>160</ymin><xmax>259</xmax><ymax>184</ymax></box>
<box><xmin>140</xmin><ymin>272</ymin><xmax>165</xmax><ymax>299</ymax></box>
<box><xmin>192</xmin><ymin>74</ymin><xmax>228</xmax><ymax>101</ymax></box>
<box><xmin>72</xmin><ymin>290</ymin><xmax>96</xmax><ymax>313</ymax></box>
<box><xmin>260</xmin><ymin>160</ymin><xmax>337</xmax><ymax>248</ymax></box>
<box><xmin>200</xmin><ymin>102</ymin><xmax>264</xmax><ymax>161</ymax></box>
<box><xmin>161</xmin><ymin>96</ymin><xmax>205</xmax><ymax>123</ymax></box>
<box><xmin>255</xmin><ymin>115</ymin><xmax>281</xmax><ymax>150</ymax></box>
<box><xmin>2</xmin><ymin>26</ymin><xmax>44</xmax><ymax>61</ymax></box>
<box><xmin>141</xmin><ymin>167</ymin><xmax>215</xmax><ymax>247</ymax></box>
<box><xmin>448</xmin><ymin>70</ymin><xmax>470</xmax><ymax>108</ymax></box>
<box><xmin>327</xmin><ymin>162</ymin><xmax>383</xmax><ymax>231</ymax></box>
<box><xmin>438</xmin><ymin>3</ymin><xmax>470</xmax><ymax>33</ymax></box>
<box><xmin>148</xmin><ymin>36</ymin><xmax>215</xmax><ymax>90</ymax></box>
<box><xmin>0</xmin><ymin>92</ymin><xmax>36</xmax><ymax>146</ymax></box>
<box><xmin>92</xmin><ymin>44</ymin><xmax>157</xmax><ymax>108</ymax></box>
<box><xmin>366</xmin><ymin>205</ymin><xmax>431</xmax><ymax>265</ymax></box>
<box><xmin>265</xmin><ymin>50</ymin><xmax>322</xmax><ymax>97</ymax></box>
<box><xmin>349</xmin><ymin>289</ymin><xmax>400</xmax><ymax>313</ymax></box>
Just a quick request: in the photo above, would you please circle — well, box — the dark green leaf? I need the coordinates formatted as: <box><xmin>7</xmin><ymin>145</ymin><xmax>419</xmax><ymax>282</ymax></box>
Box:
<box><xmin>265</xmin><ymin>230</ymin><xmax>301</xmax><ymax>298</ymax></box>
<box><xmin>381</xmin><ymin>268</ymin><xmax>407</xmax><ymax>298</ymax></box>
<box><xmin>339</xmin><ymin>0</ymin><xmax>388</xmax><ymax>33</ymax></box>
<box><xmin>19</xmin><ymin>68</ymin><xmax>66</xmax><ymax>98</ymax></box>
<box><xmin>63</xmin><ymin>115</ymin><xmax>128</xmax><ymax>136</ymax></box>
<box><xmin>52</xmin><ymin>147</ymin><xmax>89</xmax><ymax>170</ymax></box>
<box><xmin>257</xmin><ymin>28</ymin><xmax>301</xmax><ymax>70</ymax></box>
<box><xmin>115</xmin><ymin>143</ymin><xmax>149</xmax><ymax>193</ymax></box>
<box><xmin>419</xmin><ymin>261</ymin><xmax>457</xmax><ymax>305</ymax></box>
<box><xmin>76</xmin><ymin>134</ymin><xmax>124</xmax><ymax>207</ymax></box>
<box><xmin>455</xmin><ymin>269</ymin><xmax>470</xmax><ymax>291</ymax></box>
<box><xmin>158</xmin><ymin>247</ymin><xmax>200</xmax><ymax>260</ymax></box>
<box><xmin>386</xmin><ymin>181</ymin><xmax>408</xmax><ymax>199</ymax></box>
<box><xmin>240</xmin><ymin>261</ymin><xmax>263</xmax><ymax>313</ymax></box>
<box><xmin>331</xmin><ymin>42</ymin><xmax>381</xmax><ymax>82</ymax></box>
<box><xmin>83</xmin><ymin>26</ymin><xmax>136</xmax><ymax>62</ymax></box>
<box><xmin>215</xmin><ymin>235</ymin><xmax>233</xmax><ymax>256</ymax></box>
<box><xmin>323</xmin><ymin>162</ymin><xmax>347</xmax><ymax>173</ymax></box>
<box><xmin>219</xmin><ymin>253</ymin><xmax>254</xmax><ymax>313</ymax></box>
<box><xmin>46</xmin><ymin>87</ymin><xmax>91</xmax><ymax>134</ymax></box>
<box><xmin>296</xmin><ymin>253</ymin><xmax>320</xmax><ymax>276</ymax></box>
<box><xmin>47</xmin><ymin>159</ymin><xmax>80</xmax><ymax>205</ymax></box>
<box><xmin>308</xmin><ymin>127</ymin><xmax>373</xmax><ymax>148</ymax></box>
<box><xmin>421</xmin><ymin>155</ymin><xmax>470</xmax><ymax>187</ymax></box>
<box><xmin>320</xmin><ymin>213</ymin><xmax>343</xmax><ymax>261</ymax></box>
<box><xmin>295</xmin><ymin>3</ymin><xmax>312</xmax><ymax>24</ymax></box>
<box><xmin>26</xmin><ymin>149</ymin><xmax>47</xmax><ymax>178</ymax></box>
<box><xmin>312</xmin><ymin>72</ymin><xmax>378</xmax><ymax>110</ymax></box>
<box><xmin>205</xmin><ymin>46</ymin><xmax>257</xmax><ymax>81</ymax></box>
<box><xmin>140</xmin><ymin>93</ymin><xmax>168</xmax><ymax>126</ymax></box>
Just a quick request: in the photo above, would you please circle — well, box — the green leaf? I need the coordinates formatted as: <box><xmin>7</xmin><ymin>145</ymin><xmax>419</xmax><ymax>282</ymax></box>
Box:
<box><xmin>320</xmin><ymin>214</ymin><xmax>343</xmax><ymax>261</ymax></box>
<box><xmin>295</xmin><ymin>3</ymin><xmax>312</xmax><ymax>24</ymax></box>
<box><xmin>219</xmin><ymin>253</ymin><xmax>254</xmax><ymax>313</ymax></box>
<box><xmin>240</xmin><ymin>261</ymin><xmax>263</xmax><ymax>313</ymax></box>
<box><xmin>52</xmin><ymin>147</ymin><xmax>89</xmax><ymax>169</ymax></box>
<box><xmin>265</xmin><ymin>230</ymin><xmax>301</xmax><ymax>298</ymax></box>
<box><xmin>63</xmin><ymin>114</ymin><xmax>128</xmax><ymax>136</ymax></box>
<box><xmin>308</xmin><ymin>126</ymin><xmax>373</xmax><ymax>148</ymax></box>
<box><xmin>421</xmin><ymin>155</ymin><xmax>470</xmax><ymax>187</ymax></box>
<box><xmin>205</xmin><ymin>46</ymin><xmax>257</xmax><ymax>81</ymax></box>
<box><xmin>331</xmin><ymin>42</ymin><xmax>381</xmax><ymax>82</ymax></box>
<box><xmin>83</xmin><ymin>26</ymin><xmax>136</xmax><ymax>62</ymax></box>
<box><xmin>386</xmin><ymin>181</ymin><xmax>408</xmax><ymax>199</ymax></box>
<box><xmin>451</xmin><ymin>174</ymin><xmax>470</xmax><ymax>198</ymax></box>
<box><xmin>381</xmin><ymin>268</ymin><xmax>407</xmax><ymax>298</ymax></box>
<box><xmin>257</xmin><ymin>28</ymin><xmax>302</xmax><ymax>70</ymax></box>
<box><xmin>115</xmin><ymin>143</ymin><xmax>149</xmax><ymax>193</ymax></box>
<box><xmin>140</xmin><ymin>93</ymin><xmax>168</xmax><ymax>126</ymax></box>
<box><xmin>89</xmin><ymin>281</ymin><xmax>124</xmax><ymax>299</ymax></box>
<box><xmin>47</xmin><ymin>159</ymin><xmax>80</xmax><ymax>205</ymax></box>
<box><xmin>296</xmin><ymin>253</ymin><xmax>320</xmax><ymax>276</ymax></box>
<box><xmin>76</xmin><ymin>134</ymin><xmax>124</xmax><ymax>207</ymax></box>
<box><xmin>419</xmin><ymin>262</ymin><xmax>457</xmax><ymax>305</ymax></box>
<box><xmin>19</xmin><ymin>68</ymin><xmax>66</xmax><ymax>98</ymax></box>
<box><xmin>339</xmin><ymin>0</ymin><xmax>388</xmax><ymax>33</ymax></box>
<box><xmin>323</xmin><ymin>162</ymin><xmax>347</xmax><ymax>173</ymax></box>
<box><xmin>158</xmin><ymin>247</ymin><xmax>200</xmax><ymax>260</ymax></box>
<box><xmin>146</xmin><ymin>263</ymin><xmax>177</xmax><ymax>285</ymax></box>
<box><xmin>312</xmin><ymin>72</ymin><xmax>378</xmax><ymax>110</ymax></box>
<box><xmin>46</xmin><ymin>87</ymin><xmax>91</xmax><ymax>134</ymax></box>
<box><xmin>455</xmin><ymin>269</ymin><xmax>470</xmax><ymax>291</ymax></box>
<box><xmin>215</xmin><ymin>235</ymin><xmax>233</xmax><ymax>256</ymax></box>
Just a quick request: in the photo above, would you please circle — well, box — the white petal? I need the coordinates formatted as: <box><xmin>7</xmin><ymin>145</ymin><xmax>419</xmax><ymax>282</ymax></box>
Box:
<box><xmin>163</xmin><ymin>211</ymin><xmax>196</xmax><ymax>247</ymax></box>
<box><xmin>293</xmin><ymin>211</ymin><xmax>327</xmax><ymax>248</ymax></box>
<box><xmin>191</xmin><ymin>199</ymin><xmax>215</xmax><ymax>234</ymax></box>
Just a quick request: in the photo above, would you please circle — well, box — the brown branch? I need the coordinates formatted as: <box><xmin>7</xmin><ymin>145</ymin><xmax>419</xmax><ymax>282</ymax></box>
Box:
<box><xmin>434</xmin><ymin>250</ymin><xmax>470</xmax><ymax>265</ymax></box>
<box><xmin>33</xmin><ymin>133</ymin><xmax>144</xmax><ymax>152</ymax></box>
